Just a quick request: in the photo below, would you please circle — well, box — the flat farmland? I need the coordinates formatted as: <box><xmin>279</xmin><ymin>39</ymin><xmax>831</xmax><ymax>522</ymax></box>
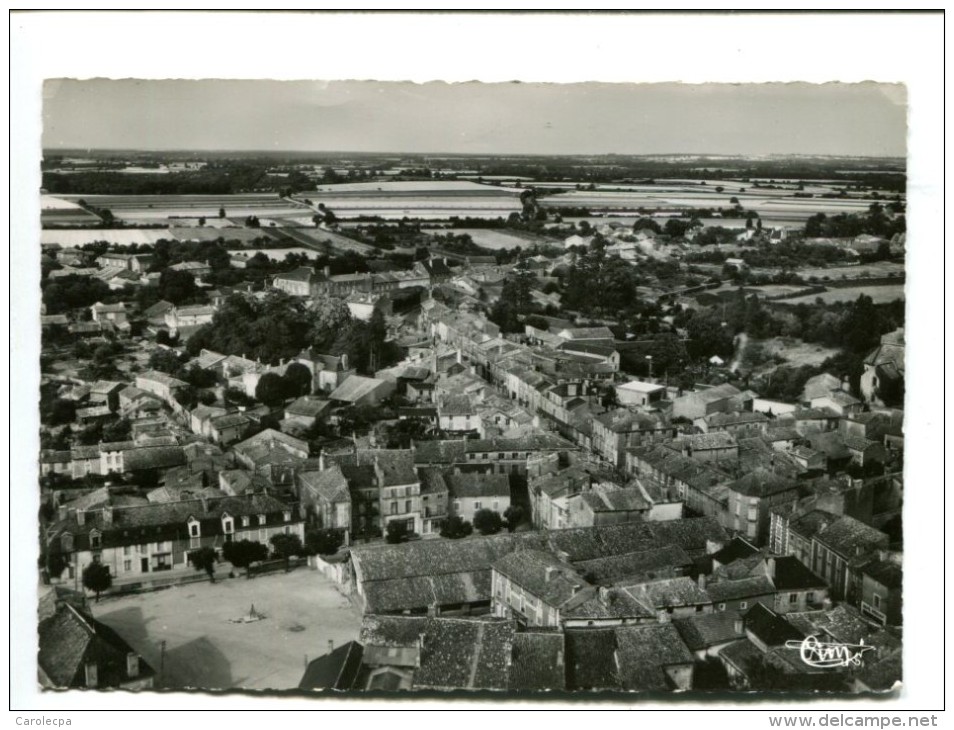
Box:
<box><xmin>41</xmin><ymin>228</ymin><xmax>173</xmax><ymax>248</ymax></box>
<box><xmin>425</xmin><ymin>228</ymin><xmax>560</xmax><ymax>250</ymax></box>
<box><xmin>93</xmin><ymin>569</ymin><xmax>361</xmax><ymax>691</ymax></box>
<box><xmin>781</xmin><ymin>284</ymin><xmax>905</xmax><ymax>305</ymax></box>
<box><xmin>56</xmin><ymin>194</ymin><xmax>311</xmax><ymax>223</ymax></box>
<box><xmin>760</xmin><ymin>337</ymin><xmax>841</xmax><ymax>368</ymax></box>
<box><xmin>302</xmin><ymin>180</ymin><xmax>523</xmax><ymax>220</ymax></box>
<box><xmin>793</xmin><ymin>262</ymin><xmax>905</xmax><ymax>280</ymax></box>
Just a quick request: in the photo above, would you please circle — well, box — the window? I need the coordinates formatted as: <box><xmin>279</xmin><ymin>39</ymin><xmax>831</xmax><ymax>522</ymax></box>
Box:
<box><xmin>511</xmin><ymin>453</ymin><xmax>518</xmax><ymax>459</ymax></box>
<box><xmin>404</xmin><ymin>500</ymin><xmax>412</xmax><ymax>514</ymax></box>
<box><xmin>789</xmin><ymin>593</ymin><xmax>798</xmax><ymax>604</ymax></box>
<box><xmin>89</xmin><ymin>532</ymin><xmax>101</xmax><ymax>549</ymax></box>
<box><xmin>391</xmin><ymin>502</ymin><xmax>398</xmax><ymax>516</ymax></box>
<box><xmin>258</xmin><ymin>514</ymin><xmax>266</xmax><ymax>526</ymax></box>
<box><xmin>222</xmin><ymin>519</ymin><xmax>234</xmax><ymax>534</ymax></box>
<box><xmin>123</xmin><ymin>546</ymin><xmax>132</xmax><ymax>556</ymax></box>
<box><xmin>454</xmin><ymin>500</ymin><xmax>461</xmax><ymax>512</ymax></box>
<box><xmin>474</xmin><ymin>501</ymin><xmax>482</xmax><ymax>511</ymax></box>
<box><xmin>493</xmin><ymin>500</ymin><xmax>499</xmax><ymax>511</ymax></box>
<box><xmin>739</xmin><ymin>601</ymin><xmax>748</xmax><ymax>610</ymax></box>
<box><xmin>482</xmin><ymin>453</ymin><xmax>488</xmax><ymax>460</ymax></box>
<box><xmin>123</xmin><ymin>559</ymin><xmax>132</xmax><ymax>572</ymax></box>
<box><xmin>189</xmin><ymin>522</ymin><xmax>200</xmax><ymax>538</ymax></box>
<box><xmin>873</xmin><ymin>594</ymin><xmax>882</xmax><ymax>609</ymax></box>
<box><xmin>283</xmin><ymin>511</ymin><xmax>292</xmax><ymax>522</ymax></box>
<box><xmin>807</xmin><ymin>592</ymin><xmax>815</xmax><ymax>603</ymax></box>
<box><xmin>241</xmin><ymin>517</ymin><xmax>250</xmax><ymax>528</ymax></box>
<box><xmin>718</xmin><ymin>603</ymin><xmax>726</xmax><ymax>611</ymax></box>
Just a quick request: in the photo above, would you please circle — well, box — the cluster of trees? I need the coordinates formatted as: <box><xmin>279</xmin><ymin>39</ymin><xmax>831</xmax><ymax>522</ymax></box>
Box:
<box><xmin>489</xmin><ymin>265</ymin><xmax>537</xmax><ymax>333</ymax></box>
<box><xmin>561</xmin><ymin>249</ymin><xmax>643</xmax><ymax>317</ymax></box>
<box><xmin>43</xmin><ymin>162</ymin><xmax>272</xmax><ymax>196</ymax></box>
<box><xmin>804</xmin><ymin>205</ymin><xmax>905</xmax><ymax>239</ymax></box>
<box><xmin>41</xmin><ymin>275</ymin><xmax>116</xmax><ymax>314</ymax></box>
<box><xmin>185</xmin><ymin>292</ymin><xmax>397</xmax><ymax>378</ymax></box>
<box><xmin>254</xmin><ymin>364</ymin><xmax>313</xmax><ymax>407</ymax></box>
<box><xmin>439</xmin><ymin>507</ymin><xmax>524</xmax><ymax>539</ymax></box>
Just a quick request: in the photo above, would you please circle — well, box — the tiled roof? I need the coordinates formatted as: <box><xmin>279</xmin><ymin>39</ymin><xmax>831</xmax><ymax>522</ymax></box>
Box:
<box><xmin>673</xmin><ymin>611</ymin><xmax>746</xmax><ymax>651</ymax></box>
<box><xmin>579</xmin><ymin>487</ymin><xmax>650</xmax><ymax>513</ymax></box>
<box><xmin>210</xmin><ymin>413</ymin><xmax>250</xmax><ymax>430</ymax></box>
<box><xmin>743</xmin><ymin>603</ymin><xmax>803</xmax><ymax>647</ymax></box>
<box><xmin>678</xmin><ymin>431</ymin><xmax>739</xmax><ymax>451</ymax></box>
<box><xmin>622</xmin><ymin>577</ymin><xmax>712</xmax><ymax>609</ymax></box>
<box><xmin>38</xmin><ymin>603</ymin><xmax>155</xmax><ymax>689</ymax></box>
<box><xmin>859</xmin><ymin>558</ymin><xmax>902</xmax><ymax>590</ymax></box>
<box><xmin>614</xmin><ymin>623</ymin><xmax>694</xmax><ymax>691</ymax></box>
<box><xmin>298</xmin><ymin>466</ymin><xmax>351</xmax><ymax>504</ymax></box>
<box><xmin>445</xmin><ymin>472</ymin><xmax>510</xmax><ymax>499</ymax></box>
<box><xmin>815</xmin><ymin>516</ymin><xmax>889</xmax><ymax>559</ymax></box>
<box><xmin>286</xmin><ymin>396</ymin><xmax>329</xmax><ymax>418</ymax></box>
<box><xmin>728</xmin><ymin>469</ymin><xmax>798</xmax><ymax>498</ymax></box>
<box><xmin>329</xmin><ymin>375</ymin><xmax>387</xmax><ymax>403</ymax></box>
<box><xmin>358</xmin><ymin>616</ymin><xmax>515</xmax><ymax>691</ymax></box>
<box><xmin>574</xmin><ymin>545</ymin><xmax>691</xmax><ymax>586</ymax></box>
<box><xmin>565</xmin><ymin>629</ymin><xmax>620</xmax><ymax>690</ymax></box>
<box><xmin>298</xmin><ymin>640</ymin><xmax>363</xmax><ymax>691</ymax></box>
<box><xmin>492</xmin><ymin>550</ymin><xmax>590</xmax><ymax>608</ymax></box>
<box><xmin>439</xmin><ymin>393</ymin><xmax>474</xmax><ymax>417</ymax></box>
<box><xmin>706</xmin><ymin>576</ymin><xmax>776</xmax><ymax>602</ymax></box>
<box><xmin>771</xmin><ymin>556</ymin><xmax>828</xmax><ymax>591</ymax></box>
<box><xmin>122</xmin><ymin>446</ymin><xmax>187</xmax><ymax>472</ymax></box>
<box><xmin>508</xmin><ymin>632</ymin><xmax>566</xmax><ymax>691</ymax></box>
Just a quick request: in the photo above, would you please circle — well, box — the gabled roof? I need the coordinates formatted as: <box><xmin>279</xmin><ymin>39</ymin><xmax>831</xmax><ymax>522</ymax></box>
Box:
<box><xmin>622</xmin><ymin>577</ymin><xmax>712</xmax><ymax>609</ymax></box>
<box><xmin>299</xmin><ymin>466</ymin><xmax>351</xmax><ymax>504</ymax></box>
<box><xmin>728</xmin><ymin>469</ymin><xmax>798</xmax><ymax>498</ymax></box>
<box><xmin>706</xmin><ymin>576</ymin><xmax>776</xmax><ymax>602</ymax></box>
<box><xmin>298</xmin><ymin>641</ymin><xmax>364</xmax><ymax>691</ymax></box>
<box><xmin>492</xmin><ymin>550</ymin><xmax>590</xmax><ymax>608</ymax></box>
<box><xmin>614</xmin><ymin>623</ymin><xmax>694</xmax><ymax>691</ymax></box>
<box><xmin>329</xmin><ymin>375</ymin><xmax>387</xmax><ymax>403</ymax></box>
<box><xmin>743</xmin><ymin>603</ymin><xmax>803</xmax><ymax>647</ymax></box>
<box><xmin>38</xmin><ymin>603</ymin><xmax>155</xmax><ymax>689</ymax></box>
<box><xmin>815</xmin><ymin>516</ymin><xmax>889</xmax><ymax>559</ymax></box>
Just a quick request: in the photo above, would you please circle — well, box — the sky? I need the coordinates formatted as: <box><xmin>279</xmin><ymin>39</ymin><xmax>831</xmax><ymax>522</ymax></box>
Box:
<box><xmin>43</xmin><ymin>79</ymin><xmax>906</xmax><ymax>158</ymax></box>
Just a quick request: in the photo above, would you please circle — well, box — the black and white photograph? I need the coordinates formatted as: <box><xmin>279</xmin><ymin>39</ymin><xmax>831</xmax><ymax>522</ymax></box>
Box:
<box><xmin>10</xmin><ymin>9</ymin><xmax>944</xmax><ymax>719</ymax></box>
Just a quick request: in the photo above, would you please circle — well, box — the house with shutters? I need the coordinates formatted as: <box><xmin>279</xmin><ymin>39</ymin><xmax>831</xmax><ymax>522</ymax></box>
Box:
<box><xmin>45</xmin><ymin>493</ymin><xmax>304</xmax><ymax>589</ymax></box>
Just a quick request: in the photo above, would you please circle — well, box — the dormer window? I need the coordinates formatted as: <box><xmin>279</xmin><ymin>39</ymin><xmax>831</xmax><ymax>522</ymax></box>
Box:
<box><xmin>283</xmin><ymin>511</ymin><xmax>292</xmax><ymax>523</ymax></box>
<box><xmin>89</xmin><ymin>530</ymin><xmax>102</xmax><ymax>549</ymax></box>
<box><xmin>258</xmin><ymin>514</ymin><xmax>266</xmax><ymax>526</ymax></box>
<box><xmin>241</xmin><ymin>516</ymin><xmax>250</xmax><ymax>528</ymax></box>
<box><xmin>188</xmin><ymin>519</ymin><xmax>200</xmax><ymax>538</ymax></box>
<box><xmin>222</xmin><ymin>514</ymin><xmax>234</xmax><ymax>535</ymax></box>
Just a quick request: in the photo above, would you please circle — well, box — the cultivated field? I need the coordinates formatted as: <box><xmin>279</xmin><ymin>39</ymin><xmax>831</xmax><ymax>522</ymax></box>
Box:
<box><xmin>55</xmin><ymin>194</ymin><xmax>311</xmax><ymax>223</ymax></box>
<box><xmin>94</xmin><ymin>569</ymin><xmax>361</xmax><ymax>691</ymax></box>
<box><xmin>781</xmin><ymin>284</ymin><xmax>906</xmax><ymax>305</ymax></box>
<box><xmin>41</xmin><ymin>229</ymin><xmax>173</xmax><ymax>248</ymax></box>
<box><xmin>228</xmin><ymin>247</ymin><xmax>324</xmax><ymax>262</ymax></box>
<box><xmin>425</xmin><ymin>228</ymin><xmax>560</xmax><ymax>250</ymax></box>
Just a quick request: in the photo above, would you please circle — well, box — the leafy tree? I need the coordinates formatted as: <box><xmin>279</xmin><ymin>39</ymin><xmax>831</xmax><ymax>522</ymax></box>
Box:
<box><xmin>304</xmin><ymin>528</ymin><xmax>346</xmax><ymax>556</ymax></box>
<box><xmin>283</xmin><ymin>362</ymin><xmax>313</xmax><ymax>398</ymax></box>
<box><xmin>158</xmin><ymin>268</ymin><xmax>198</xmax><ymax>305</ymax></box>
<box><xmin>188</xmin><ymin>546</ymin><xmax>217</xmax><ymax>583</ymax></box>
<box><xmin>473</xmin><ymin>509</ymin><xmax>504</xmax><ymax>536</ymax></box>
<box><xmin>222</xmin><ymin>539</ymin><xmax>269</xmax><ymax>574</ymax></box>
<box><xmin>385</xmin><ymin>521</ymin><xmax>411</xmax><ymax>544</ymax></box>
<box><xmin>503</xmin><ymin>505</ymin><xmax>525</xmax><ymax>533</ymax></box>
<box><xmin>82</xmin><ymin>561</ymin><xmax>112</xmax><ymax>602</ymax></box>
<box><xmin>601</xmin><ymin>387</ymin><xmax>619</xmax><ymax>411</ymax></box>
<box><xmin>149</xmin><ymin>348</ymin><xmax>184</xmax><ymax>376</ymax></box>
<box><xmin>255</xmin><ymin>372</ymin><xmax>288</xmax><ymax>407</ymax></box>
<box><xmin>46</xmin><ymin>399</ymin><xmax>77</xmax><ymax>427</ymax></box>
<box><xmin>102</xmin><ymin>418</ymin><xmax>132</xmax><ymax>443</ymax></box>
<box><xmin>440</xmin><ymin>515</ymin><xmax>473</xmax><ymax>539</ymax></box>
<box><xmin>269</xmin><ymin>533</ymin><xmax>304</xmax><ymax>568</ymax></box>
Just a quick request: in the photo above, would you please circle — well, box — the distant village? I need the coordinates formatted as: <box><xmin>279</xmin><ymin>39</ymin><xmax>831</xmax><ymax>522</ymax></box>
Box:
<box><xmin>35</xmin><ymin>182</ymin><xmax>905</xmax><ymax>694</ymax></box>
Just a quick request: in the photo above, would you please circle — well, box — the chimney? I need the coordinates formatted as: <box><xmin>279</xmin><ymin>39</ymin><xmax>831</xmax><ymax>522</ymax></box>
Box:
<box><xmin>697</xmin><ymin>573</ymin><xmax>707</xmax><ymax>590</ymax></box>
<box><xmin>77</xmin><ymin>511</ymin><xmax>85</xmax><ymax>526</ymax></box>
<box><xmin>341</xmin><ymin>353</ymin><xmax>349</xmax><ymax>371</ymax></box>
<box><xmin>324</xmin><ymin>265</ymin><xmax>331</xmax><ymax>278</ymax></box>
<box><xmin>84</xmin><ymin>661</ymin><xmax>98</xmax><ymax>688</ymax></box>
<box><xmin>656</xmin><ymin>609</ymin><xmax>669</xmax><ymax>624</ymax></box>
<box><xmin>328</xmin><ymin>640</ymin><xmax>334</xmax><ymax>655</ymax></box>
<box><xmin>598</xmin><ymin>586</ymin><xmax>610</xmax><ymax>602</ymax></box>
<box><xmin>126</xmin><ymin>652</ymin><xmax>139</xmax><ymax>678</ymax></box>
<box><xmin>58</xmin><ymin>505</ymin><xmax>68</xmax><ymax>521</ymax></box>
<box><xmin>319</xmin><ymin>451</ymin><xmax>326</xmax><ymax>471</ymax></box>
<box><xmin>545</xmin><ymin>566</ymin><xmax>557</xmax><ymax>583</ymax></box>
<box><xmin>766</xmin><ymin>557</ymin><xmax>776</xmax><ymax>578</ymax></box>
<box><xmin>734</xmin><ymin>617</ymin><xmax>744</xmax><ymax>635</ymax></box>
<box><xmin>102</xmin><ymin>507</ymin><xmax>113</xmax><ymax>526</ymax></box>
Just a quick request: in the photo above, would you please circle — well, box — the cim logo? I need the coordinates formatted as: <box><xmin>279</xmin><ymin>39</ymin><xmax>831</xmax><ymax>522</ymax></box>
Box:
<box><xmin>784</xmin><ymin>635</ymin><xmax>876</xmax><ymax>669</ymax></box>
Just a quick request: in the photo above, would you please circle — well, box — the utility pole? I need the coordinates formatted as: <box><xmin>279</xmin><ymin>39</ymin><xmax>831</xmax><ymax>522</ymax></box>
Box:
<box><xmin>159</xmin><ymin>640</ymin><xmax>166</xmax><ymax>687</ymax></box>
